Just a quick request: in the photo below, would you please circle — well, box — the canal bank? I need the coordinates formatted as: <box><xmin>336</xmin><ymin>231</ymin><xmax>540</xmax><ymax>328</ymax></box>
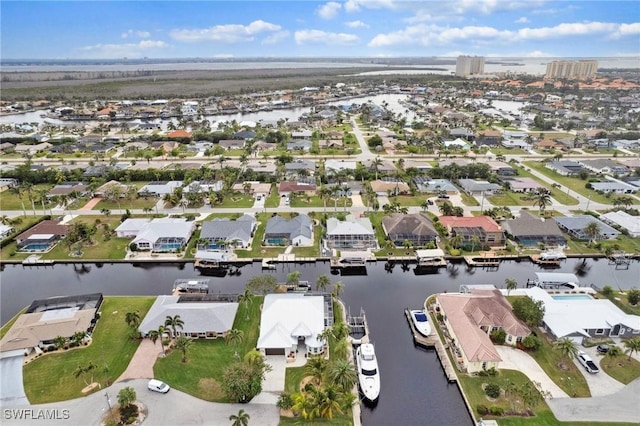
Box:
<box><xmin>2</xmin><ymin>258</ymin><xmax>639</xmax><ymax>425</ymax></box>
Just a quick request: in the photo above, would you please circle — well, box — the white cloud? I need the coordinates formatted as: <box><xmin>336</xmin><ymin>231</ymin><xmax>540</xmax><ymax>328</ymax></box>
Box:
<box><xmin>345</xmin><ymin>20</ymin><xmax>369</xmax><ymax>29</ymax></box>
<box><xmin>517</xmin><ymin>22</ymin><xmax>618</xmax><ymax>40</ymax></box>
<box><xmin>77</xmin><ymin>40</ymin><xmax>168</xmax><ymax>58</ymax></box>
<box><xmin>611</xmin><ymin>22</ymin><xmax>640</xmax><ymax>39</ymax></box>
<box><xmin>262</xmin><ymin>30</ymin><xmax>290</xmax><ymax>45</ymax></box>
<box><xmin>121</xmin><ymin>29</ymin><xmax>151</xmax><ymax>39</ymax></box>
<box><xmin>294</xmin><ymin>30</ymin><xmax>359</xmax><ymax>45</ymax></box>
<box><xmin>515</xmin><ymin>17</ymin><xmax>529</xmax><ymax>24</ymax></box>
<box><xmin>170</xmin><ymin>20</ymin><xmax>281</xmax><ymax>43</ymax></box>
<box><xmin>344</xmin><ymin>0</ymin><xmax>397</xmax><ymax>13</ymax></box>
<box><xmin>317</xmin><ymin>2</ymin><xmax>342</xmax><ymax>19</ymax></box>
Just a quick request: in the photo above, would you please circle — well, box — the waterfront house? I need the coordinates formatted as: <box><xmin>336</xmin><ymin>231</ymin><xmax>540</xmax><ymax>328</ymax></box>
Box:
<box><xmin>326</xmin><ymin>215</ymin><xmax>376</xmax><ymax>250</ymax></box>
<box><xmin>501</xmin><ymin>210</ymin><xmax>566</xmax><ymax>248</ymax></box>
<box><xmin>554</xmin><ymin>216</ymin><xmax>620</xmax><ymax>240</ymax></box>
<box><xmin>436</xmin><ymin>287</ymin><xmax>530</xmax><ymax>373</ymax></box>
<box><xmin>138</xmin><ymin>295</ymin><xmax>238</xmax><ymax>339</ymax></box>
<box><xmin>601</xmin><ymin>211</ymin><xmax>640</xmax><ymax>238</ymax></box>
<box><xmin>15</xmin><ymin>220</ymin><xmax>69</xmax><ymax>252</ymax></box>
<box><xmin>524</xmin><ymin>287</ymin><xmax>640</xmax><ymax>344</ymax></box>
<box><xmin>199</xmin><ymin>215</ymin><xmax>256</xmax><ymax>249</ymax></box>
<box><xmin>257</xmin><ymin>294</ymin><xmax>327</xmax><ymax>357</ymax></box>
<box><xmin>439</xmin><ymin>216</ymin><xmax>505</xmax><ymax>249</ymax></box>
<box><xmin>0</xmin><ymin>293</ymin><xmax>103</xmax><ymax>354</ymax></box>
<box><xmin>122</xmin><ymin>218</ymin><xmax>195</xmax><ymax>252</ymax></box>
<box><xmin>382</xmin><ymin>213</ymin><xmax>438</xmax><ymax>247</ymax></box>
<box><xmin>264</xmin><ymin>215</ymin><xmax>313</xmax><ymax>246</ymax></box>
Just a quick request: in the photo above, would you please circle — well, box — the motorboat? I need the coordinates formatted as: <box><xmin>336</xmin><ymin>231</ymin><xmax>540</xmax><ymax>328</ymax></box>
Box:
<box><xmin>356</xmin><ymin>343</ymin><xmax>380</xmax><ymax>402</ymax></box>
<box><xmin>173</xmin><ymin>278</ymin><xmax>209</xmax><ymax>294</ymax></box>
<box><xmin>410</xmin><ymin>309</ymin><xmax>432</xmax><ymax>337</ymax></box>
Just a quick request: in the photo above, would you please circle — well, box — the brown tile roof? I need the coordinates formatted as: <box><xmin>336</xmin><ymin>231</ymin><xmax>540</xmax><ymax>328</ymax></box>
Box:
<box><xmin>167</xmin><ymin>130</ymin><xmax>192</xmax><ymax>139</ymax></box>
<box><xmin>439</xmin><ymin>216</ymin><xmax>502</xmax><ymax>232</ymax></box>
<box><xmin>278</xmin><ymin>182</ymin><xmax>317</xmax><ymax>192</ymax></box>
<box><xmin>15</xmin><ymin>220</ymin><xmax>69</xmax><ymax>242</ymax></box>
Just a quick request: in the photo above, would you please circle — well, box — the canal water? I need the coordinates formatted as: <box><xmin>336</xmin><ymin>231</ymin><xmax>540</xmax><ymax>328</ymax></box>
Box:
<box><xmin>1</xmin><ymin>258</ymin><xmax>639</xmax><ymax>425</ymax></box>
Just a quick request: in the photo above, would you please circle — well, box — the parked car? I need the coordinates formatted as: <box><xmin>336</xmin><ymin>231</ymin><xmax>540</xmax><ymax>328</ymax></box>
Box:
<box><xmin>437</xmin><ymin>193</ymin><xmax>450</xmax><ymax>199</ymax></box>
<box><xmin>427</xmin><ymin>199</ymin><xmax>434</xmax><ymax>205</ymax></box>
<box><xmin>596</xmin><ymin>344</ymin><xmax>610</xmax><ymax>354</ymax></box>
<box><xmin>577</xmin><ymin>352</ymin><xmax>600</xmax><ymax>374</ymax></box>
<box><xmin>148</xmin><ymin>379</ymin><xmax>170</xmax><ymax>393</ymax></box>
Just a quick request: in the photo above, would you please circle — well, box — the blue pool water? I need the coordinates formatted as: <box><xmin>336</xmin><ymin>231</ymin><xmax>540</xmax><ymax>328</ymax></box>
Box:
<box><xmin>551</xmin><ymin>294</ymin><xmax>592</xmax><ymax>301</ymax></box>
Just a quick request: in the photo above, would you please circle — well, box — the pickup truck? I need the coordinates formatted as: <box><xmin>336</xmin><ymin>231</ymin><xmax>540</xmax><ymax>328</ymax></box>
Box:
<box><xmin>577</xmin><ymin>352</ymin><xmax>600</xmax><ymax>374</ymax></box>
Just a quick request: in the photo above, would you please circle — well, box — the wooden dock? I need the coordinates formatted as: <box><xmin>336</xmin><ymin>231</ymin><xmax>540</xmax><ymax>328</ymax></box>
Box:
<box><xmin>404</xmin><ymin>309</ymin><xmax>456</xmax><ymax>382</ymax></box>
<box><xmin>463</xmin><ymin>256</ymin><xmax>500</xmax><ymax>267</ymax></box>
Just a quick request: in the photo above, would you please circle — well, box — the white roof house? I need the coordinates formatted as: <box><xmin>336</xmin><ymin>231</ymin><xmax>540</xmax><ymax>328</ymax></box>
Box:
<box><xmin>525</xmin><ymin>287</ymin><xmax>640</xmax><ymax>344</ymax></box>
<box><xmin>115</xmin><ymin>218</ymin><xmax>152</xmax><ymax>238</ymax></box>
<box><xmin>138</xmin><ymin>295</ymin><xmax>238</xmax><ymax>338</ymax></box>
<box><xmin>130</xmin><ymin>218</ymin><xmax>195</xmax><ymax>252</ymax></box>
<box><xmin>326</xmin><ymin>215</ymin><xmax>376</xmax><ymax>250</ymax></box>
<box><xmin>257</xmin><ymin>294</ymin><xmax>326</xmax><ymax>356</ymax></box>
<box><xmin>601</xmin><ymin>211</ymin><xmax>640</xmax><ymax>238</ymax></box>
<box><xmin>138</xmin><ymin>181</ymin><xmax>184</xmax><ymax>196</ymax></box>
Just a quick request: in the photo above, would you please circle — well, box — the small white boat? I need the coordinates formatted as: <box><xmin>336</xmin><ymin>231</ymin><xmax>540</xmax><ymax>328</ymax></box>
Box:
<box><xmin>410</xmin><ymin>309</ymin><xmax>432</xmax><ymax>337</ymax></box>
<box><xmin>356</xmin><ymin>343</ymin><xmax>380</xmax><ymax>402</ymax></box>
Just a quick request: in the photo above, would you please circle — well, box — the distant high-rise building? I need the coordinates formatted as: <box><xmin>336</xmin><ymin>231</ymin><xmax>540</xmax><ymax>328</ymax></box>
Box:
<box><xmin>545</xmin><ymin>60</ymin><xmax>598</xmax><ymax>80</ymax></box>
<box><xmin>456</xmin><ymin>56</ymin><xmax>485</xmax><ymax>77</ymax></box>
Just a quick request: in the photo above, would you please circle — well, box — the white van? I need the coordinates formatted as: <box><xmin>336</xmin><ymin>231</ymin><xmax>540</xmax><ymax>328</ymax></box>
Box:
<box><xmin>148</xmin><ymin>379</ymin><xmax>170</xmax><ymax>393</ymax></box>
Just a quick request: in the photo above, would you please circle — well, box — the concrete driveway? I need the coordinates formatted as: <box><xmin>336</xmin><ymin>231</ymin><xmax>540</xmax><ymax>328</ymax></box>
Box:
<box><xmin>496</xmin><ymin>346</ymin><xmax>568</xmax><ymax>398</ymax></box>
<box><xmin>1</xmin><ymin>379</ymin><xmax>280</xmax><ymax>426</ymax></box>
<box><xmin>573</xmin><ymin>347</ymin><xmax>624</xmax><ymax>397</ymax></box>
<box><xmin>0</xmin><ymin>353</ymin><xmax>28</xmax><ymax>406</ymax></box>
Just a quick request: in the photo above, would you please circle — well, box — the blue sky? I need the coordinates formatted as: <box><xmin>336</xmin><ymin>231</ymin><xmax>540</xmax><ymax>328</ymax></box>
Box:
<box><xmin>1</xmin><ymin>1</ymin><xmax>639</xmax><ymax>59</ymax></box>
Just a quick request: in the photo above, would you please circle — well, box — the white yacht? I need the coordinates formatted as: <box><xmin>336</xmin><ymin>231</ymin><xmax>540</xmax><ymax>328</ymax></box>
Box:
<box><xmin>410</xmin><ymin>309</ymin><xmax>432</xmax><ymax>337</ymax></box>
<box><xmin>356</xmin><ymin>343</ymin><xmax>380</xmax><ymax>402</ymax></box>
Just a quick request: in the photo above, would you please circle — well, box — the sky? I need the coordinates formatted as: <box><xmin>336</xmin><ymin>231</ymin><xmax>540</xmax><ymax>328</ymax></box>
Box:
<box><xmin>1</xmin><ymin>1</ymin><xmax>639</xmax><ymax>60</ymax></box>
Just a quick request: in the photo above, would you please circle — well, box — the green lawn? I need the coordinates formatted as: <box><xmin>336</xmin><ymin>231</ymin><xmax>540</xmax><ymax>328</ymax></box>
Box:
<box><xmin>523</xmin><ymin>162</ymin><xmax>611</xmax><ymax>205</ymax></box>
<box><xmin>0</xmin><ymin>184</ymin><xmax>54</xmax><ymax>211</ymax></box>
<box><xmin>488</xmin><ymin>191</ymin><xmax>536</xmax><ymax>207</ymax></box>
<box><xmin>291</xmin><ymin>195</ymin><xmax>327</xmax><ymax>208</ymax></box>
<box><xmin>216</xmin><ymin>193</ymin><xmax>255</xmax><ymax>208</ymax></box>
<box><xmin>563</xmin><ymin>235</ymin><xmax>640</xmax><ymax>257</ymax></box>
<box><xmin>387</xmin><ymin>195</ymin><xmax>427</xmax><ymax>207</ymax></box>
<box><xmin>460</xmin><ymin>192</ymin><xmax>480</xmax><ymax>207</ymax></box>
<box><xmin>599</xmin><ymin>354</ymin><xmax>640</xmax><ymax>384</ymax></box>
<box><xmin>41</xmin><ymin>216</ymin><xmax>129</xmax><ymax>260</ymax></box>
<box><xmin>153</xmin><ymin>296</ymin><xmax>263</xmax><ymax>402</ymax></box>
<box><xmin>234</xmin><ymin>213</ymin><xmax>287</xmax><ymax>259</ymax></box>
<box><xmin>513</xmin><ymin>165</ymin><xmax>580</xmax><ymax>206</ymax></box>
<box><xmin>291</xmin><ymin>224</ymin><xmax>322</xmax><ymax>258</ymax></box>
<box><xmin>23</xmin><ymin>296</ymin><xmax>155</xmax><ymax>404</ymax></box>
<box><xmin>595</xmin><ymin>291</ymin><xmax>640</xmax><ymax>316</ymax></box>
<box><xmin>265</xmin><ymin>185</ymin><xmax>280</xmax><ymax>208</ymax></box>
<box><xmin>93</xmin><ymin>197</ymin><xmax>157</xmax><ymax>211</ymax></box>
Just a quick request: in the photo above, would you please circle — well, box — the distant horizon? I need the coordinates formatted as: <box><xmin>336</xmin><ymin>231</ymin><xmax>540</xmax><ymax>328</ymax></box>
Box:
<box><xmin>1</xmin><ymin>1</ymin><xmax>638</xmax><ymax>59</ymax></box>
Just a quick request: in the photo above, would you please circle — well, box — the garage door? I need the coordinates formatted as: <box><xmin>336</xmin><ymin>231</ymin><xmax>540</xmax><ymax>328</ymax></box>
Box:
<box><xmin>265</xmin><ymin>348</ymin><xmax>285</xmax><ymax>355</ymax></box>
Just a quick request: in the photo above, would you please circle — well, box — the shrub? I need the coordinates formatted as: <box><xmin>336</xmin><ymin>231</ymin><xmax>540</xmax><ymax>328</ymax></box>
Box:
<box><xmin>490</xmin><ymin>329</ymin><xmax>506</xmax><ymax>345</ymax></box>
<box><xmin>490</xmin><ymin>406</ymin><xmax>504</xmax><ymax>416</ymax></box>
<box><xmin>476</xmin><ymin>405</ymin><xmax>489</xmax><ymax>415</ymax></box>
<box><xmin>449</xmin><ymin>248</ymin><xmax>461</xmax><ymax>256</ymax></box>
<box><xmin>477</xmin><ymin>367</ymin><xmax>498</xmax><ymax>377</ymax></box>
<box><xmin>485</xmin><ymin>383</ymin><xmax>501</xmax><ymax>399</ymax></box>
<box><xmin>521</xmin><ymin>335</ymin><xmax>541</xmax><ymax>351</ymax></box>
<box><xmin>601</xmin><ymin>285</ymin><xmax>613</xmax><ymax>297</ymax></box>
<box><xmin>628</xmin><ymin>289</ymin><xmax>640</xmax><ymax>306</ymax></box>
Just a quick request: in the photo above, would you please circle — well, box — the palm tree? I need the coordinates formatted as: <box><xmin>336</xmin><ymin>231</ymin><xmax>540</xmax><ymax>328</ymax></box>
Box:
<box><xmin>316</xmin><ymin>275</ymin><xmax>331</xmax><ymax>293</ymax></box>
<box><xmin>174</xmin><ymin>336</ymin><xmax>193</xmax><ymax>363</ymax></box>
<box><xmin>225</xmin><ymin>328</ymin><xmax>244</xmax><ymax>359</ymax></box>
<box><xmin>164</xmin><ymin>315</ymin><xmax>184</xmax><ymax>338</ymax></box>
<box><xmin>237</xmin><ymin>289</ymin><xmax>253</xmax><ymax>321</ymax></box>
<box><xmin>623</xmin><ymin>337</ymin><xmax>640</xmax><ymax>361</ymax></box>
<box><xmin>153</xmin><ymin>325</ymin><xmax>168</xmax><ymax>357</ymax></box>
<box><xmin>292</xmin><ymin>392</ymin><xmax>314</xmax><ymax>420</ymax></box>
<box><xmin>332</xmin><ymin>281</ymin><xmax>344</xmax><ymax>299</ymax></box>
<box><xmin>582</xmin><ymin>221</ymin><xmax>601</xmax><ymax>246</ymax></box>
<box><xmin>532</xmin><ymin>188</ymin><xmax>552</xmax><ymax>216</ymax></box>
<box><xmin>305</xmin><ymin>356</ymin><xmax>327</xmax><ymax>384</ymax></box>
<box><xmin>449</xmin><ymin>234</ymin><xmax>463</xmax><ymax>250</ymax></box>
<box><xmin>371</xmin><ymin>157</ymin><xmax>383</xmax><ymax>180</ymax></box>
<box><xmin>316</xmin><ymin>384</ymin><xmax>344</xmax><ymax>420</ymax></box>
<box><xmin>470</xmin><ymin>235</ymin><xmax>481</xmax><ymax>252</ymax></box>
<box><xmin>331</xmin><ymin>322</ymin><xmax>350</xmax><ymax>341</ymax></box>
<box><xmin>327</xmin><ymin>359</ymin><xmax>358</xmax><ymax>391</ymax></box>
<box><xmin>505</xmin><ymin>278</ymin><xmax>518</xmax><ymax>296</ymax></box>
<box><xmin>318</xmin><ymin>186</ymin><xmax>332</xmax><ymax>213</ymax></box>
<box><xmin>229</xmin><ymin>409</ymin><xmax>250</xmax><ymax>426</ymax></box>
<box><xmin>605</xmin><ymin>345</ymin><xmax>623</xmax><ymax>360</ymax></box>
<box><xmin>553</xmin><ymin>337</ymin><xmax>578</xmax><ymax>360</ymax></box>
<box><xmin>124</xmin><ymin>311</ymin><xmax>140</xmax><ymax>328</ymax></box>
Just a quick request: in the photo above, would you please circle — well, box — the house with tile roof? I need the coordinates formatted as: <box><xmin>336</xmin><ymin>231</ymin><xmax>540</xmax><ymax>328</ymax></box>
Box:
<box><xmin>382</xmin><ymin>213</ymin><xmax>438</xmax><ymax>247</ymax></box>
<box><xmin>15</xmin><ymin>220</ymin><xmax>70</xmax><ymax>252</ymax></box>
<box><xmin>436</xmin><ymin>287</ymin><xmax>531</xmax><ymax>373</ymax></box>
<box><xmin>502</xmin><ymin>210</ymin><xmax>566</xmax><ymax>247</ymax></box>
<box><xmin>439</xmin><ymin>216</ymin><xmax>505</xmax><ymax>248</ymax></box>
<box><xmin>601</xmin><ymin>211</ymin><xmax>640</xmax><ymax>238</ymax></box>
<box><xmin>278</xmin><ymin>181</ymin><xmax>317</xmax><ymax>197</ymax></box>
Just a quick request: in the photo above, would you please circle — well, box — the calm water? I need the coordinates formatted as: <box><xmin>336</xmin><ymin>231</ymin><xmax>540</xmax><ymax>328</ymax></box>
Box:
<box><xmin>1</xmin><ymin>258</ymin><xmax>639</xmax><ymax>425</ymax></box>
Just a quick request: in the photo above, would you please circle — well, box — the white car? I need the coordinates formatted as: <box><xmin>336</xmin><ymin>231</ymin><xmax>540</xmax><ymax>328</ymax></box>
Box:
<box><xmin>148</xmin><ymin>379</ymin><xmax>170</xmax><ymax>393</ymax></box>
<box><xmin>577</xmin><ymin>352</ymin><xmax>600</xmax><ymax>374</ymax></box>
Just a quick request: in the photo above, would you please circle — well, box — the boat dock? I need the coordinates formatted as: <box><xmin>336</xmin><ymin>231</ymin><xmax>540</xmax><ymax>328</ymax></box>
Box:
<box><xmin>346</xmin><ymin>307</ymin><xmax>369</xmax><ymax>344</ymax></box>
<box><xmin>330</xmin><ymin>251</ymin><xmax>375</xmax><ymax>270</ymax></box>
<box><xmin>404</xmin><ymin>308</ymin><xmax>457</xmax><ymax>383</ymax></box>
<box><xmin>22</xmin><ymin>255</ymin><xmax>54</xmax><ymax>265</ymax></box>
<box><xmin>463</xmin><ymin>255</ymin><xmax>500</xmax><ymax>267</ymax></box>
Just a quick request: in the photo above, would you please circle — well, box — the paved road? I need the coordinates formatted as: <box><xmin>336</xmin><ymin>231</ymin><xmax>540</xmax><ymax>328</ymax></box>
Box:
<box><xmin>0</xmin><ymin>379</ymin><xmax>280</xmax><ymax>426</ymax></box>
<box><xmin>350</xmin><ymin>118</ymin><xmax>375</xmax><ymax>160</ymax></box>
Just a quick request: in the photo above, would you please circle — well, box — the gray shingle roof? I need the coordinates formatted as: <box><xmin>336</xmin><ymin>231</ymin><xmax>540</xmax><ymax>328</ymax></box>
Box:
<box><xmin>502</xmin><ymin>210</ymin><xmax>563</xmax><ymax>237</ymax></box>
<box><xmin>265</xmin><ymin>215</ymin><xmax>312</xmax><ymax>239</ymax></box>
<box><xmin>200</xmin><ymin>215</ymin><xmax>256</xmax><ymax>244</ymax></box>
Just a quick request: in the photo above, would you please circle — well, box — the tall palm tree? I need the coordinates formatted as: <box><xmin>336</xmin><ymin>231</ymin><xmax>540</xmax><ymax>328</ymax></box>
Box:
<box><xmin>237</xmin><ymin>289</ymin><xmax>253</xmax><ymax>320</ymax></box>
<box><xmin>553</xmin><ymin>337</ymin><xmax>578</xmax><ymax>360</ymax></box>
<box><xmin>582</xmin><ymin>221</ymin><xmax>601</xmax><ymax>246</ymax></box>
<box><xmin>327</xmin><ymin>359</ymin><xmax>358</xmax><ymax>391</ymax></box>
<box><xmin>532</xmin><ymin>188</ymin><xmax>552</xmax><ymax>216</ymax></box>
<box><xmin>228</xmin><ymin>409</ymin><xmax>250</xmax><ymax>426</ymax></box>
<box><xmin>10</xmin><ymin>186</ymin><xmax>27</xmax><ymax>216</ymax></box>
<box><xmin>623</xmin><ymin>337</ymin><xmax>640</xmax><ymax>361</ymax></box>
<box><xmin>331</xmin><ymin>322</ymin><xmax>350</xmax><ymax>341</ymax></box>
<box><xmin>315</xmin><ymin>275</ymin><xmax>331</xmax><ymax>293</ymax></box>
<box><xmin>164</xmin><ymin>315</ymin><xmax>184</xmax><ymax>338</ymax></box>
<box><xmin>505</xmin><ymin>278</ymin><xmax>518</xmax><ymax>296</ymax></box>
<box><xmin>332</xmin><ymin>281</ymin><xmax>344</xmax><ymax>299</ymax></box>
<box><xmin>318</xmin><ymin>186</ymin><xmax>332</xmax><ymax>214</ymax></box>
<box><xmin>152</xmin><ymin>325</ymin><xmax>167</xmax><ymax>357</ymax></box>
<box><xmin>174</xmin><ymin>336</ymin><xmax>193</xmax><ymax>363</ymax></box>
<box><xmin>225</xmin><ymin>328</ymin><xmax>244</xmax><ymax>359</ymax></box>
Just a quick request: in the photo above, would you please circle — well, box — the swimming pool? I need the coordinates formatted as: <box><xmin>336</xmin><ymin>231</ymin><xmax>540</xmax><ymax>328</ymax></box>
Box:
<box><xmin>551</xmin><ymin>294</ymin><xmax>592</xmax><ymax>301</ymax></box>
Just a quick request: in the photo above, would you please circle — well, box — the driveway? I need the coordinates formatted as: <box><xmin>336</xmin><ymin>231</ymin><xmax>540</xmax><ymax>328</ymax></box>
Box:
<box><xmin>496</xmin><ymin>346</ymin><xmax>568</xmax><ymax>398</ymax></box>
<box><xmin>350</xmin><ymin>194</ymin><xmax>364</xmax><ymax>208</ymax></box>
<box><xmin>116</xmin><ymin>338</ymin><xmax>163</xmax><ymax>383</ymax></box>
<box><xmin>1</xmin><ymin>379</ymin><xmax>280</xmax><ymax>426</ymax></box>
<box><xmin>0</xmin><ymin>353</ymin><xmax>28</xmax><ymax>406</ymax></box>
<box><xmin>573</xmin><ymin>347</ymin><xmax>624</xmax><ymax>397</ymax></box>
